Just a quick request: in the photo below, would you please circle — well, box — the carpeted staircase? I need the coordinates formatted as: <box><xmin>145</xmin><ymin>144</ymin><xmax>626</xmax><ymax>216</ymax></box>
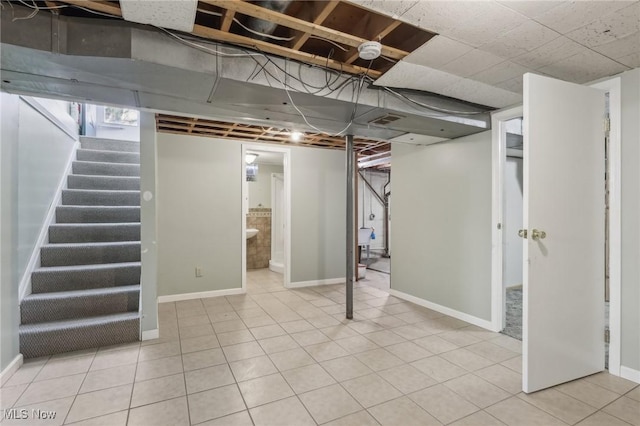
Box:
<box><xmin>19</xmin><ymin>137</ymin><xmax>142</xmax><ymax>358</ymax></box>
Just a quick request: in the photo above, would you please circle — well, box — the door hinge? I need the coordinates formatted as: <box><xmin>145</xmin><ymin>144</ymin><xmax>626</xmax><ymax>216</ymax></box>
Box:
<box><xmin>604</xmin><ymin>116</ymin><xmax>611</xmax><ymax>134</ymax></box>
<box><xmin>605</xmin><ymin>329</ymin><xmax>610</xmax><ymax>344</ymax></box>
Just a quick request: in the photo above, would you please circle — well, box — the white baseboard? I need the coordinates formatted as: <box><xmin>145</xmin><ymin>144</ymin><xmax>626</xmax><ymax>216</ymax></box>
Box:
<box><xmin>158</xmin><ymin>287</ymin><xmax>245</xmax><ymax>303</ymax></box>
<box><xmin>620</xmin><ymin>366</ymin><xmax>640</xmax><ymax>384</ymax></box>
<box><xmin>0</xmin><ymin>354</ymin><xmax>23</xmax><ymax>386</ymax></box>
<box><xmin>287</xmin><ymin>278</ymin><xmax>345</xmax><ymax>289</ymax></box>
<box><xmin>141</xmin><ymin>329</ymin><xmax>159</xmax><ymax>341</ymax></box>
<box><xmin>389</xmin><ymin>289</ymin><xmax>494</xmax><ymax>330</ymax></box>
<box><xmin>19</xmin><ymin>141</ymin><xmax>79</xmax><ymax>302</ymax></box>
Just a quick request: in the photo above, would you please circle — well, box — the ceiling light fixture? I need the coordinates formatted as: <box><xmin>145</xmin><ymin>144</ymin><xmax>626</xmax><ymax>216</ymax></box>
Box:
<box><xmin>358</xmin><ymin>41</ymin><xmax>382</xmax><ymax>61</ymax></box>
<box><xmin>290</xmin><ymin>131</ymin><xmax>303</xmax><ymax>142</ymax></box>
<box><xmin>245</xmin><ymin>153</ymin><xmax>259</xmax><ymax>164</ymax></box>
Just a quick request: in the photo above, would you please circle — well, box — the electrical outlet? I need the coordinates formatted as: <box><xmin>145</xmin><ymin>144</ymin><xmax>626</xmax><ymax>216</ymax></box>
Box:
<box><xmin>195</xmin><ymin>267</ymin><xmax>203</xmax><ymax>277</ymax></box>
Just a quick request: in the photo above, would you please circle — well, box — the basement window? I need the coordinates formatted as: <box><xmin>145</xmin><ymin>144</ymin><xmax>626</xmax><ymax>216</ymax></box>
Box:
<box><xmin>104</xmin><ymin>107</ymin><xmax>139</xmax><ymax>126</ymax></box>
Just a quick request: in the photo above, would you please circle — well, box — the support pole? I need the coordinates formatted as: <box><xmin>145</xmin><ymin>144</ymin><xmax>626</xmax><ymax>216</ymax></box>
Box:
<box><xmin>346</xmin><ymin>134</ymin><xmax>354</xmax><ymax>319</ymax></box>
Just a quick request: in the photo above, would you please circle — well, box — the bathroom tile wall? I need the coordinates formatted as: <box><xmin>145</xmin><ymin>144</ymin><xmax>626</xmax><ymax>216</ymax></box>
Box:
<box><xmin>247</xmin><ymin>208</ymin><xmax>271</xmax><ymax>269</ymax></box>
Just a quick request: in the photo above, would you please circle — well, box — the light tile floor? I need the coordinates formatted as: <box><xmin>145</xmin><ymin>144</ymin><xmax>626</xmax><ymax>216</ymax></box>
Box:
<box><xmin>1</xmin><ymin>269</ymin><xmax>638</xmax><ymax>425</ymax></box>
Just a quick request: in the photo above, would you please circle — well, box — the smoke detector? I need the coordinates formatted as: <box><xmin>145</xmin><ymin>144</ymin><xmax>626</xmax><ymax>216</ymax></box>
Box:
<box><xmin>358</xmin><ymin>41</ymin><xmax>382</xmax><ymax>61</ymax></box>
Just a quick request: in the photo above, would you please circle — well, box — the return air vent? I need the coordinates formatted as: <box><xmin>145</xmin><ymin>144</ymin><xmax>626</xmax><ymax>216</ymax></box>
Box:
<box><xmin>369</xmin><ymin>113</ymin><xmax>405</xmax><ymax>126</ymax></box>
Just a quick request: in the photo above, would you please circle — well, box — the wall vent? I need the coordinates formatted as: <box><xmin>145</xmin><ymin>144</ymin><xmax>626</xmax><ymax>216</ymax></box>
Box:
<box><xmin>369</xmin><ymin>113</ymin><xmax>405</xmax><ymax>126</ymax></box>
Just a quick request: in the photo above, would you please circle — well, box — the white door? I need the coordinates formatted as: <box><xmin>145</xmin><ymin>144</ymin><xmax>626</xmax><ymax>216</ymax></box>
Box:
<box><xmin>523</xmin><ymin>74</ymin><xmax>605</xmax><ymax>393</ymax></box>
<box><xmin>271</xmin><ymin>173</ymin><xmax>285</xmax><ymax>265</ymax></box>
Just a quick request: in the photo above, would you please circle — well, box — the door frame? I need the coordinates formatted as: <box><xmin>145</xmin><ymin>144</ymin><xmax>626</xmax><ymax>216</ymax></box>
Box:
<box><xmin>270</xmin><ymin>172</ymin><xmax>285</xmax><ymax>270</ymax></box>
<box><xmin>490</xmin><ymin>76</ymin><xmax>622</xmax><ymax>376</ymax></box>
<box><xmin>241</xmin><ymin>144</ymin><xmax>292</xmax><ymax>291</ymax></box>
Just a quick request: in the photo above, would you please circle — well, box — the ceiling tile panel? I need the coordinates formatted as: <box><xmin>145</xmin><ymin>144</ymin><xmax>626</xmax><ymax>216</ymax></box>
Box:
<box><xmin>441</xmin><ymin>49</ymin><xmax>506</xmax><ymax>78</ymax></box>
<box><xmin>592</xmin><ymin>32</ymin><xmax>640</xmax><ymax>61</ymax></box>
<box><xmin>511</xmin><ymin>36</ymin><xmax>587</xmax><ymax>69</ymax></box>
<box><xmin>565</xmin><ymin>3</ymin><xmax>640</xmax><ymax>47</ymax></box>
<box><xmin>495</xmin><ymin>75</ymin><xmax>525</xmax><ymax>94</ymax></box>
<box><xmin>403</xmin><ymin>36</ymin><xmax>474</xmax><ymax>68</ymax></box>
<box><xmin>480</xmin><ymin>20</ymin><xmax>562</xmax><ymax>59</ymax></box>
<box><xmin>399</xmin><ymin>1</ymin><xmax>488</xmax><ymax>34</ymax></box>
<box><xmin>444</xmin><ymin>2</ymin><xmax>529</xmax><ymax>47</ymax></box>
<box><xmin>617</xmin><ymin>51</ymin><xmax>640</xmax><ymax>68</ymax></box>
<box><xmin>373</xmin><ymin>62</ymin><xmax>462</xmax><ymax>92</ymax></box>
<box><xmin>533</xmin><ymin>1</ymin><xmax>635</xmax><ymax>34</ymax></box>
<box><xmin>439</xmin><ymin>78</ymin><xmax>523</xmax><ymax>108</ymax></box>
<box><xmin>471</xmin><ymin>61</ymin><xmax>532</xmax><ymax>85</ymax></box>
<box><xmin>497</xmin><ymin>1</ymin><xmax>564</xmax><ymax>18</ymax></box>
<box><xmin>350</xmin><ymin>0</ymin><xmax>419</xmax><ymax>18</ymax></box>
<box><xmin>538</xmin><ymin>50</ymin><xmax>630</xmax><ymax>83</ymax></box>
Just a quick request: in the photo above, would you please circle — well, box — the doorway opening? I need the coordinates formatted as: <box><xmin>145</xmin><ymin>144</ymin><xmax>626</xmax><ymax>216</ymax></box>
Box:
<box><xmin>241</xmin><ymin>145</ymin><xmax>291</xmax><ymax>292</ymax></box>
<box><xmin>357</xmin><ymin>168</ymin><xmax>391</xmax><ymax>293</ymax></box>
<box><xmin>502</xmin><ymin>117</ymin><xmax>524</xmax><ymax>342</ymax></box>
<box><xmin>491</xmin><ymin>75</ymin><xmax>622</xmax><ymax>385</ymax></box>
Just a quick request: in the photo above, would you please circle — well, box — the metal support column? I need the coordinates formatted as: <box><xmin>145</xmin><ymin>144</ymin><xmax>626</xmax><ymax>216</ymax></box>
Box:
<box><xmin>346</xmin><ymin>134</ymin><xmax>354</xmax><ymax>319</ymax></box>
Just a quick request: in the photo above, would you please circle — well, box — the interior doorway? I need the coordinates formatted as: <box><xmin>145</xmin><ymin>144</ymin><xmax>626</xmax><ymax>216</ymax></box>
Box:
<box><xmin>491</xmin><ymin>75</ymin><xmax>622</xmax><ymax>390</ymax></box>
<box><xmin>241</xmin><ymin>144</ymin><xmax>291</xmax><ymax>290</ymax></box>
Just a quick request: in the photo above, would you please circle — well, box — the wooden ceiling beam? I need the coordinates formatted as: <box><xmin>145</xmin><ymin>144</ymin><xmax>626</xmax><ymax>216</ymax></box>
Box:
<box><xmin>291</xmin><ymin>0</ymin><xmax>340</xmax><ymax>50</ymax></box>
<box><xmin>200</xmin><ymin>0</ymin><xmax>407</xmax><ymax>60</ymax></box>
<box><xmin>220</xmin><ymin>9</ymin><xmax>235</xmax><ymax>32</ymax></box>
<box><xmin>60</xmin><ymin>0</ymin><xmax>122</xmax><ymax>16</ymax></box>
<box><xmin>191</xmin><ymin>24</ymin><xmax>381</xmax><ymax>78</ymax></box>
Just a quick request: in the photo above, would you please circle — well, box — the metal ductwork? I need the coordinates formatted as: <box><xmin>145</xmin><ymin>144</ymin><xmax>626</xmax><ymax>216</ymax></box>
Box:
<box><xmin>0</xmin><ymin>9</ymin><xmax>491</xmax><ymax>142</ymax></box>
<box><xmin>243</xmin><ymin>1</ymin><xmax>292</xmax><ymax>40</ymax></box>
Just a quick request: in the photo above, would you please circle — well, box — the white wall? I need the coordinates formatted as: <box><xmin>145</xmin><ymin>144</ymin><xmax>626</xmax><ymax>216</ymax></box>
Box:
<box><xmin>357</xmin><ymin>170</ymin><xmax>389</xmax><ymax>251</ymax></box>
<box><xmin>1</xmin><ymin>94</ymin><xmax>78</xmax><ymax>372</ymax></box>
<box><xmin>619</xmin><ymin>68</ymin><xmax>640</xmax><ymax>372</ymax></box>
<box><xmin>249</xmin><ymin>163</ymin><xmax>283</xmax><ymax>209</ymax></box>
<box><xmin>290</xmin><ymin>146</ymin><xmax>345</xmax><ymax>284</ymax></box>
<box><xmin>156</xmin><ymin>134</ymin><xmax>347</xmax><ymax>295</ymax></box>
<box><xmin>391</xmin><ymin>131</ymin><xmax>493</xmax><ymax>322</ymax></box>
<box><xmin>157</xmin><ymin>134</ymin><xmax>242</xmax><ymax>296</ymax></box>
<box><xmin>504</xmin><ymin>157</ymin><xmax>523</xmax><ymax>288</ymax></box>
<box><xmin>139</xmin><ymin>112</ymin><xmax>158</xmax><ymax>335</ymax></box>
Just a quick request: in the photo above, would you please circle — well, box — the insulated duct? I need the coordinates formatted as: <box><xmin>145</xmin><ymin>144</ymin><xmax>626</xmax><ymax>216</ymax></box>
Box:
<box><xmin>243</xmin><ymin>1</ymin><xmax>292</xmax><ymax>40</ymax></box>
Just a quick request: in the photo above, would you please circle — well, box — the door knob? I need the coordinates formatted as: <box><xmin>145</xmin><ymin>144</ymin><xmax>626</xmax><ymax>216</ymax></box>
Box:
<box><xmin>531</xmin><ymin>229</ymin><xmax>546</xmax><ymax>240</ymax></box>
<box><xmin>518</xmin><ymin>229</ymin><xmax>528</xmax><ymax>239</ymax></box>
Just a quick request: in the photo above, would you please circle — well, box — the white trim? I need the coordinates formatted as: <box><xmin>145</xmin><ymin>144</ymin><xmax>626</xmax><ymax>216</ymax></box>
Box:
<box><xmin>620</xmin><ymin>366</ymin><xmax>640</xmax><ymax>384</ymax></box>
<box><xmin>241</xmin><ymin>143</ymin><xmax>292</xmax><ymax>288</ymax></box>
<box><xmin>20</xmin><ymin>96</ymin><xmax>79</xmax><ymax>139</ymax></box>
<box><xmin>390</xmin><ymin>289</ymin><xmax>494</xmax><ymax>331</ymax></box>
<box><xmin>157</xmin><ymin>287</ymin><xmax>245</xmax><ymax>303</ymax></box>
<box><xmin>491</xmin><ymin>105</ymin><xmax>523</xmax><ymax>333</ymax></box>
<box><xmin>590</xmin><ymin>77</ymin><xmax>622</xmax><ymax>377</ymax></box>
<box><xmin>287</xmin><ymin>278</ymin><xmax>345</xmax><ymax>289</ymax></box>
<box><xmin>19</xmin><ymin>141</ymin><xmax>80</xmax><ymax>301</ymax></box>
<box><xmin>0</xmin><ymin>354</ymin><xmax>23</xmax><ymax>387</ymax></box>
<box><xmin>141</xmin><ymin>329</ymin><xmax>159</xmax><ymax>341</ymax></box>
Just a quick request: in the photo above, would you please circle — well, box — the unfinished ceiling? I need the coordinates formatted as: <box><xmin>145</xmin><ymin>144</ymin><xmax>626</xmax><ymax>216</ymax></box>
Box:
<box><xmin>156</xmin><ymin>113</ymin><xmax>390</xmax><ymax>158</ymax></box>
<box><xmin>45</xmin><ymin>0</ymin><xmax>435</xmax><ymax>78</ymax></box>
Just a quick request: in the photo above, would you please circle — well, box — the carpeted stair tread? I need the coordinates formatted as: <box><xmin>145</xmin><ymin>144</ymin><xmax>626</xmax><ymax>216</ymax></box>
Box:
<box><xmin>62</xmin><ymin>189</ymin><xmax>140</xmax><ymax>206</ymax></box>
<box><xmin>31</xmin><ymin>262</ymin><xmax>141</xmax><ymax>293</ymax></box>
<box><xmin>68</xmin><ymin>175</ymin><xmax>140</xmax><ymax>191</ymax></box>
<box><xmin>40</xmin><ymin>241</ymin><xmax>141</xmax><ymax>267</ymax></box>
<box><xmin>56</xmin><ymin>206</ymin><xmax>140</xmax><ymax>223</ymax></box>
<box><xmin>19</xmin><ymin>312</ymin><xmax>140</xmax><ymax>358</ymax></box>
<box><xmin>49</xmin><ymin>223</ymin><xmax>141</xmax><ymax>243</ymax></box>
<box><xmin>80</xmin><ymin>137</ymin><xmax>140</xmax><ymax>153</ymax></box>
<box><xmin>72</xmin><ymin>161</ymin><xmax>140</xmax><ymax>177</ymax></box>
<box><xmin>77</xmin><ymin>149</ymin><xmax>140</xmax><ymax>164</ymax></box>
<box><xmin>21</xmin><ymin>285</ymin><xmax>140</xmax><ymax>324</ymax></box>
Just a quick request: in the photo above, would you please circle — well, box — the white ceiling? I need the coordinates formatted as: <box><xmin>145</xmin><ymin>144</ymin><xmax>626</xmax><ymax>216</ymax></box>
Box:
<box><xmin>354</xmin><ymin>0</ymin><xmax>638</xmax><ymax>108</ymax></box>
<box><xmin>249</xmin><ymin>150</ymin><xmax>284</xmax><ymax>165</ymax></box>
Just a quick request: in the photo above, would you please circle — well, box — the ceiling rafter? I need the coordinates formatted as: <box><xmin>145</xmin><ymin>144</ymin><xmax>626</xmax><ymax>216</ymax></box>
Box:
<box><xmin>54</xmin><ymin>0</ymin><xmax>434</xmax><ymax>79</ymax></box>
<box><xmin>155</xmin><ymin>114</ymin><xmax>390</xmax><ymax>157</ymax></box>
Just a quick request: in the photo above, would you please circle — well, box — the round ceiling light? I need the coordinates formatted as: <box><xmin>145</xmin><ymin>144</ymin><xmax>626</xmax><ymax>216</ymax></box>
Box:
<box><xmin>358</xmin><ymin>41</ymin><xmax>382</xmax><ymax>61</ymax></box>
